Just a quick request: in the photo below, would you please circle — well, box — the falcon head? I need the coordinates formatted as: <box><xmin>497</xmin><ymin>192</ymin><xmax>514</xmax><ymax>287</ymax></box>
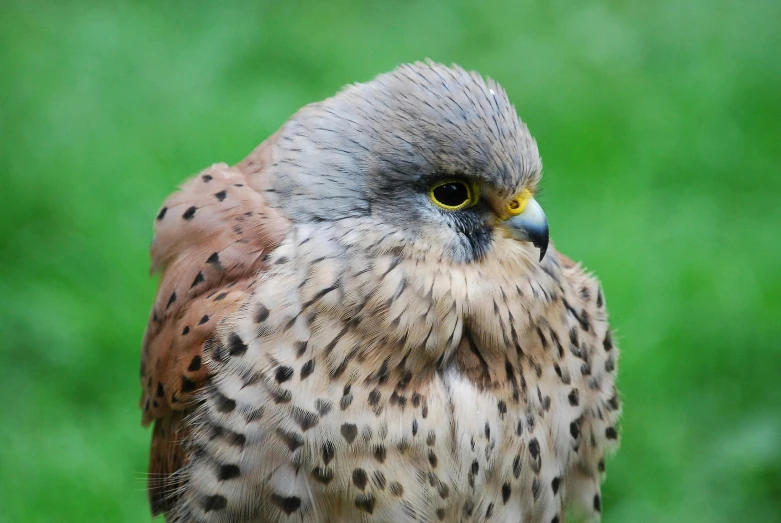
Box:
<box><xmin>263</xmin><ymin>61</ymin><xmax>549</xmax><ymax>264</ymax></box>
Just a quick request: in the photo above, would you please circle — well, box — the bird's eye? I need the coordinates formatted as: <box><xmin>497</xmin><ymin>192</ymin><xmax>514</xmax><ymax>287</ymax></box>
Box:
<box><xmin>429</xmin><ymin>180</ymin><xmax>478</xmax><ymax>211</ymax></box>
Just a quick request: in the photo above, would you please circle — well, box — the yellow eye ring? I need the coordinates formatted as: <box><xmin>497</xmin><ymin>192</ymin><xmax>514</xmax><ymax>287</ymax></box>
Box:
<box><xmin>429</xmin><ymin>180</ymin><xmax>480</xmax><ymax>211</ymax></box>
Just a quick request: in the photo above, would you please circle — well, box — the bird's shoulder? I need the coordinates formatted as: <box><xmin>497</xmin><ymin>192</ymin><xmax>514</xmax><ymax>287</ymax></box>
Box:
<box><xmin>545</xmin><ymin>250</ymin><xmax>620</xmax><ymax>517</ymax></box>
<box><xmin>139</xmin><ymin>135</ymin><xmax>288</xmax><ymax>514</ymax></box>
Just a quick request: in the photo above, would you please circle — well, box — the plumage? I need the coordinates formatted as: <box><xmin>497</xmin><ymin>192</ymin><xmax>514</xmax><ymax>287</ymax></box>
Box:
<box><xmin>139</xmin><ymin>61</ymin><xmax>620</xmax><ymax>522</ymax></box>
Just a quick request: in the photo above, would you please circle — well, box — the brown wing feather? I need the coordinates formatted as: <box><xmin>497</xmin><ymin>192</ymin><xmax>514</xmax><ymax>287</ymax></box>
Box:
<box><xmin>139</xmin><ymin>137</ymin><xmax>288</xmax><ymax>515</ymax></box>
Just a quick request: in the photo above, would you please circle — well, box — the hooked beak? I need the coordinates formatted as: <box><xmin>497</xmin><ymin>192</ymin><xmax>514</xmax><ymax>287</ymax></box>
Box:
<box><xmin>506</xmin><ymin>196</ymin><xmax>549</xmax><ymax>261</ymax></box>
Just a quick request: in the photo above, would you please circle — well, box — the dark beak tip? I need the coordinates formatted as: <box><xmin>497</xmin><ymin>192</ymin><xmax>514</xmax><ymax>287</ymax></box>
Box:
<box><xmin>536</xmin><ymin>229</ymin><xmax>550</xmax><ymax>262</ymax></box>
<box><xmin>506</xmin><ymin>212</ymin><xmax>549</xmax><ymax>262</ymax></box>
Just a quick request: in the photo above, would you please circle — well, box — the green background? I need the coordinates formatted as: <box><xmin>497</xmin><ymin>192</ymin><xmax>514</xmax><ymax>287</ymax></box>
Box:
<box><xmin>2</xmin><ymin>1</ymin><xmax>779</xmax><ymax>521</ymax></box>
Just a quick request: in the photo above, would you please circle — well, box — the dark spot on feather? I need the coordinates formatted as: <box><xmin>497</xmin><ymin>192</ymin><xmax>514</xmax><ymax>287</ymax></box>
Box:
<box><xmin>181</xmin><ymin>376</ymin><xmax>196</xmax><ymax>393</ymax></box>
<box><xmin>352</xmin><ymin>468</ymin><xmax>368</xmax><ymax>490</ymax></box>
<box><xmin>271</xmin><ymin>494</ymin><xmax>301</xmax><ymax>515</ymax></box>
<box><xmin>607</xmin><ymin>392</ymin><xmax>620</xmax><ymax>411</ymax></box>
<box><xmin>532</xmin><ymin>478</ymin><xmax>541</xmax><ymax>500</ymax></box>
<box><xmin>214</xmin><ymin>190</ymin><xmax>227</xmax><ymax>201</ymax></box>
<box><xmin>191</xmin><ymin>272</ymin><xmax>205</xmax><ymax>288</ymax></box>
<box><xmin>529</xmin><ymin>438</ymin><xmax>540</xmax><ymax>458</ymax></box>
<box><xmin>368</xmin><ymin>389</ymin><xmax>381</xmax><ymax>406</ymax></box>
<box><xmin>200</xmin><ymin>494</ymin><xmax>226</xmax><ymax>512</ymax></box>
<box><xmin>213</xmin><ymin>390</ymin><xmax>236</xmax><ymax>413</ymax></box>
<box><xmin>206</xmin><ymin>252</ymin><xmax>221</xmax><ymax>269</ymax></box>
<box><xmin>502</xmin><ymin>482</ymin><xmax>511</xmax><ymax>503</ymax></box>
<box><xmin>604</xmin><ymin>330</ymin><xmax>614</xmax><ymax>351</ymax></box>
<box><xmin>568</xmin><ymin>388</ymin><xmax>580</xmax><ymax>406</ymax></box>
<box><xmin>354</xmin><ymin>493</ymin><xmax>375</xmax><ymax>514</ymax></box>
<box><xmin>182</xmin><ymin>206</ymin><xmax>196</xmax><ymax>220</ymax></box>
<box><xmin>276</xmin><ymin>428</ymin><xmax>303</xmax><ymax>452</ymax></box>
<box><xmin>271</xmin><ymin>387</ymin><xmax>292</xmax><ymax>404</ymax></box>
<box><xmin>312</xmin><ymin>467</ymin><xmax>334</xmax><ymax>485</ymax></box>
<box><xmin>254</xmin><ymin>305</ymin><xmax>269</xmax><ymax>323</ymax></box>
<box><xmin>217</xmin><ymin>464</ymin><xmax>240</xmax><ymax>480</ymax></box>
<box><xmin>188</xmin><ymin>355</ymin><xmax>201</xmax><ymax>371</ymax></box>
<box><xmin>315</xmin><ymin>398</ymin><xmax>332</xmax><ymax>416</ymax></box>
<box><xmin>322</xmin><ymin>441</ymin><xmax>335</xmax><ymax>464</ymax></box>
<box><xmin>389</xmin><ymin>482</ymin><xmax>404</xmax><ymax>496</ymax></box>
<box><xmin>373</xmin><ymin>470</ymin><xmax>386</xmax><ymax>489</ymax></box>
<box><xmin>341</xmin><ymin>423</ymin><xmax>358</xmax><ymax>444</ymax></box>
<box><xmin>412</xmin><ymin>393</ymin><xmax>421</xmax><ymax>408</ymax></box>
<box><xmin>293</xmin><ymin>408</ymin><xmax>319</xmax><ymax>431</ymax></box>
<box><xmin>243</xmin><ymin>406</ymin><xmax>263</xmax><ymax>423</ymax></box>
<box><xmin>300</xmin><ymin>359</ymin><xmax>315</xmax><ymax>379</ymax></box>
<box><xmin>227</xmin><ymin>333</ymin><xmax>248</xmax><ymax>356</ymax></box>
<box><xmin>570</xmin><ymin>421</ymin><xmax>580</xmax><ymax>439</ymax></box>
<box><xmin>536</xmin><ymin>326</ymin><xmax>548</xmax><ymax>349</ymax></box>
<box><xmin>156</xmin><ymin>206</ymin><xmax>167</xmax><ymax>220</ymax></box>
<box><xmin>340</xmin><ymin>392</ymin><xmax>353</xmax><ymax>410</ymax></box>
<box><xmin>275</xmin><ymin>366</ymin><xmax>294</xmax><ymax>382</ymax></box>
<box><xmin>312</xmin><ymin>466</ymin><xmax>333</xmax><ymax>484</ymax></box>
<box><xmin>513</xmin><ymin>455</ymin><xmax>521</xmax><ymax>478</ymax></box>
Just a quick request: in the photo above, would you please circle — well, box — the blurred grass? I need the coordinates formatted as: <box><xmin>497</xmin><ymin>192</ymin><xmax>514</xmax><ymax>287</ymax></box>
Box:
<box><xmin>1</xmin><ymin>0</ymin><xmax>780</xmax><ymax>521</ymax></box>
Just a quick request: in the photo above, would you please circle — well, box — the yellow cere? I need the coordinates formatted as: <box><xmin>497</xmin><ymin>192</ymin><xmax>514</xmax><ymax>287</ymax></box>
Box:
<box><xmin>506</xmin><ymin>189</ymin><xmax>532</xmax><ymax>216</ymax></box>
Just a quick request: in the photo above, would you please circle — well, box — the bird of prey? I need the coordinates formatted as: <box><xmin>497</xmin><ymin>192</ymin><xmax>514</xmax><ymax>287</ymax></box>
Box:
<box><xmin>139</xmin><ymin>61</ymin><xmax>620</xmax><ymax>523</ymax></box>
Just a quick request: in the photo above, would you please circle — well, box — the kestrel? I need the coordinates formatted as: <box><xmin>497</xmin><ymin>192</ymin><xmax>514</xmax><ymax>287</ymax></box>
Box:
<box><xmin>139</xmin><ymin>62</ymin><xmax>620</xmax><ymax>523</ymax></box>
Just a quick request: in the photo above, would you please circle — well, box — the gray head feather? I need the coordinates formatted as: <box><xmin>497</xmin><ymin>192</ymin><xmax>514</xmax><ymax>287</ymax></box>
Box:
<box><xmin>266</xmin><ymin>61</ymin><xmax>543</xmax><ymax>262</ymax></box>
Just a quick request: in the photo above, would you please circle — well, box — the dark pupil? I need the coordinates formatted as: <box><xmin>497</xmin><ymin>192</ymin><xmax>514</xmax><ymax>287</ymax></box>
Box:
<box><xmin>434</xmin><ymin>183</ymin><xmax>469</xmax><ymax>207</ymax></box>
